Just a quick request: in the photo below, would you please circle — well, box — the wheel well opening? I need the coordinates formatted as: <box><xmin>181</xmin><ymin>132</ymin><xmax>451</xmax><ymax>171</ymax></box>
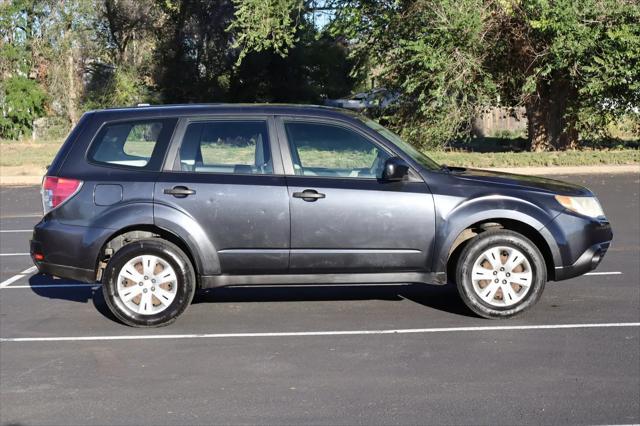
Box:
<box><xmin>96</xmin><ymin>225</ymin><xmax>199</xmax><ymax>283</ymax></box>
<box><xmin>447</xmin><ymin>219</ymin><xmax>555</xmax><ymax>281</ymax></box>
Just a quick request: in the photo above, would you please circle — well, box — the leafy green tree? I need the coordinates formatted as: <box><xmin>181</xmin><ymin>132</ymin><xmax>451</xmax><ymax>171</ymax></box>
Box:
<box><xmin>228</xmin><ymin>0</ymin><xmax>304</xmax><ymax>63</ymax></box>
<box><xmin>492</xmin><ymin>0</ymin><xmax>640</xmax><ymax>150</ymax></box>
<box><xmin>229</xmin><ymin>0</ymin><xmax>640</xmax><ymax>151</ymax></box>
<box><xmin>84</xmin><ymin>65</ymin><xmax>158</xmax><ymax>108</ymax></box>
<box><xmin>329</xmin><ymin>0</ymin><xmax>499</xmax><ymax>149</ymax></box>
<box><xmin>0</xmin><ymin>76</ymin><xmax>46</xmax><ymax>139</ymax></box>
<box><xmin>0</xmin><ymin>0</ymin><xmax>49</xmax><ymax>138</ymax></box>
<box><xmin>228</xmin><ymin>26</ymin><xmax>355</xmax><ymax>103</ymax></box>
<box><xmin>84</xmin><ymin>0</ymin><xmax>162</xmax><ymax>109</ymax></box>
<box><xmin>154</xmin><ymin>0</ymin><xmax>236</xmax><ymax>103</ymax></box>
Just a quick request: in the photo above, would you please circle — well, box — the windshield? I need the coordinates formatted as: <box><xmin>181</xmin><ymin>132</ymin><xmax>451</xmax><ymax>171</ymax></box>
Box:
<box><xmin>360</xmin><ymin>118</ymin><xmax>440</xmax><ymax>171</ymax></box>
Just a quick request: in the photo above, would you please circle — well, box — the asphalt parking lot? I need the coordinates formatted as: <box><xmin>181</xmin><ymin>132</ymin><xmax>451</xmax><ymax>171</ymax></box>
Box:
<box><xmin>0</xmin><ymin>173</ymin><xmax>638</xmax><ymax>425</ymax></box>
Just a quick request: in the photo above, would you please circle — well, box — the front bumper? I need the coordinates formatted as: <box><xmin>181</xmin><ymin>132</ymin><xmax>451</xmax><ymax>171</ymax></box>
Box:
<box><xmin>554</xmin><ymin>241</ymin><xmax>610</xmax><ymax>281</ymax></box>
<box><xmin>546</xmin><ymin>211</ymin><xmax>613</xmax><ymax>281</ymax></box>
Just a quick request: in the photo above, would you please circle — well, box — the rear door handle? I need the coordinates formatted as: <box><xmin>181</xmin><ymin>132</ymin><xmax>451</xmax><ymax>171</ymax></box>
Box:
<box><xmin>292</xmin><ymin>189</ymin><xmax>326</xmax><ymax>202</ymax></box>
<box><xmin>164</xmin><ymin>186</ymin><xmax>196</xmax><ymax>198</ymax></box>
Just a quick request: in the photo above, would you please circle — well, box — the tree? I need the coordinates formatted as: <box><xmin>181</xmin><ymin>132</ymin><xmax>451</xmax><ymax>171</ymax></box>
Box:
<box><xmin>0</xmin><ymin>76</ymin><xmax>46</xmax><ymax>139</ymax></box>
<box><xmin>492</xmin><ymin>0</ymin><xmax>640</xmax><ymax>150</ymax></box>
<box><xmin>101</xmin><ymin>0</ymin><xmax>161</xmax><ymax>67</ymax></box>
<box><xmin>154</xmin><ymin>0</ymin><xmax>236</xmax><ymax>103</ymax></box>
<box><xmin>228</xmin><ymin>22</ymin><xmax>355</xmax><ymax>103</ymax></box>
<box><xmin>0</xmin><ymin>0</ymin><xmax>48</xmax><ymax>138</ymax></box>
<box><xmin>329</xmin><ymin>0</ymin><xmax>499</xmax><ymax>149</ymax></box>
<box><xmin>229</xmin><ymin>0</ymin><xmax>640</xmax><ymax>151</ymax></box>
<box><xmin>84</xmin><ymin>0</ymin><xmax>162</xmax><ymax>108</ymax></box>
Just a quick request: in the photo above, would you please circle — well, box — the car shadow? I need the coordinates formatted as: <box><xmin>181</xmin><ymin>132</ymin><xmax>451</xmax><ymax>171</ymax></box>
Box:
<box><xmin>27</xmin><ymin>274</ymin><xmax>120</xmax><ymax>323</ymax></box>
<box><xmin>193</xmin><ymin>282</ymin><xmax>476</xmax><ymax>317</ymax></box>
<box><xmin>27</xmin><ymin>274</ymin><xmax>476</xmax><ymax>321</ymax></box>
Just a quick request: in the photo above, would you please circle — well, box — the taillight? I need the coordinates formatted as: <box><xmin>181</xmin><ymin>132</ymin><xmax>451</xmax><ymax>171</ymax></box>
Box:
<box><xmin>42</xmin><ymin>176</ymin><xmax>83</xmax><ymax>214</ymax></box>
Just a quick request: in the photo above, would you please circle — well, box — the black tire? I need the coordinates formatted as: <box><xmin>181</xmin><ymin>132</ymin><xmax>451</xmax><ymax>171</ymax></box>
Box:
<box><xmin>455</xmin><ymin>229</ymin><xmax>546</xmax><ymax>319</ymax></box>
<box><xmin>102</xmin><ymin>239</ymin><xmax>196</xmax><ymax>327</ymax></box>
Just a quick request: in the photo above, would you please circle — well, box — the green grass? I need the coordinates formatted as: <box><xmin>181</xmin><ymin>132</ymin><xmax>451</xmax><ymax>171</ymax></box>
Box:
<box><xmin>1</xmin><ymin>138</ymin><xmax>638</xmax><ymax>174</ymax></box>
<box><xmin>0</xmin><ymin>139</ymin><xmax>63</xmax><ymax>168</ymax></box>
<box><xmin>298</xmin><ymin>147</ymin><xmax>378</xmax><ymax>169</ymax></box>
<box><xmin>429</xmin><ymin>149</ymin><xmax>640</xmax><ymax>168</ymax></box>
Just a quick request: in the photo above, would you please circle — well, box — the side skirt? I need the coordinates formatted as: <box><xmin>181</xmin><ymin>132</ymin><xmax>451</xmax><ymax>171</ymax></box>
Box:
<box><xmin>200</xmin><ymin>272</ymin><xmax>447</xmax><ymax>289</ymax></box>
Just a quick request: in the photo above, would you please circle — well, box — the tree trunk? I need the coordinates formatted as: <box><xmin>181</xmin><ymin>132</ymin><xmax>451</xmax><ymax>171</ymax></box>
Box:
<box><xmin>526</xmin><ymin>75</ymin><xmax>579</xmax><ymax>151</ymax></box>
<box><xmin>66</xmin><ymin>49</ymin><xmax>79</xmax><ymax>127</ymax></box>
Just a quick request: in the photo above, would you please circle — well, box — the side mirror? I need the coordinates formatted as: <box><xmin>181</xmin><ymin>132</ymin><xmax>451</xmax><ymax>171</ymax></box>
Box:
<box><xmin>382</xmin><ymin>157</ymin><xmax>410</xmax><ymax>181</ymax></box>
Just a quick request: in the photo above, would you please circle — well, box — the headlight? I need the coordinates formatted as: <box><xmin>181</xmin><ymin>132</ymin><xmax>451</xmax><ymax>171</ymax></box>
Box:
<box><xmin>555</xmin><ymin>195</ymin><xmax>605</xmax><ymax>218</ymax></box>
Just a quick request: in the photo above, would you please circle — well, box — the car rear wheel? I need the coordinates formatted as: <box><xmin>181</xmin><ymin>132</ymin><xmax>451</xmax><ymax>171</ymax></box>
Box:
<box><xmin>102</xmin><ymin>239</ymin><xmax>195</xmax><ymax>327</ymax></box>
<box><xmin>456</xmin><ymin>229</ymin><xmax>546</xmax><ymax>319</ymax></box>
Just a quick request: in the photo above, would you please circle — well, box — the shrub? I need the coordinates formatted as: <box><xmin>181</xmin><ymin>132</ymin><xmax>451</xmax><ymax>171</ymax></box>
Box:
<box><xmin>0</xmin><ymin>76</ymin><xmax>47</xmax><ymax>139</ymax></box>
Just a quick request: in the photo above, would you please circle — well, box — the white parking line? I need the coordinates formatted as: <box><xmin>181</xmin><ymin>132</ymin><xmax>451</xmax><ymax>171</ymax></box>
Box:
<box><xmin>0</xmin><ymin>229</ymin><xmax>32</xmax><ymax>233</ymax></box>
<box><xmin>0</xmin><ymin>274</ymin><xmax>27</xmax><ymax>288</ymax></box>
<box><xmin>584</xmin><ymin>271</ymin><xmax>623</xmax><ymax>276</ymax></box>
<box><xmin>0</xmin><ymin>266</ymin><xmax>37</xmax><ymax>288</ymax></box>
<box><xmin>1</xmin><ymin>322</ymin><xmax>638</xmax><ymax>343</ymax></box>
<box><xmin>0</xmin><ymin>271</ymin><xmax>625</xmax><ymax>290</ymax></box>
<box><xmin>4</xmin><ymin>284</ymin><xmax>99</xmax><ymax>289</ymax></box>
<box><xmin>0</xmin><ymin>253</ymin><xmax>30</xmax><ymax>256</ymax></box>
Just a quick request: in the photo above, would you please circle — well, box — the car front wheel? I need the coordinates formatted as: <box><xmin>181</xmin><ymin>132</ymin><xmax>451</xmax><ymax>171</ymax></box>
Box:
<box><xmin>102</xmin><ymin>239</ymin><xmax>196</xmax><ymax>327</ymax></box>
<box><xmin>456</xmin><ymin>229</ymin><xmax>546</xmax><ymax>319</ymax></box>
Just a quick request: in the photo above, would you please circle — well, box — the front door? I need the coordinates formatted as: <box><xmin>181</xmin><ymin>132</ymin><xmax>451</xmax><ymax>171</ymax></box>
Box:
<box><xmin>154</xmin><ymin>117</ymin><xmax>290</xmax><ymax>274</ymax></box>
<box><xmin>278</xmin><ymin>119</ymin><xmax>435</xmax><ymax>273</ymax></box>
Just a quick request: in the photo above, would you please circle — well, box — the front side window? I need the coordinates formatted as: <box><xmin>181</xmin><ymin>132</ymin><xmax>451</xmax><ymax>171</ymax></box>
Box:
<box><xmin>177</xmin><ymin>121</ymin><xmax>272</xmax><ymax>174</ymax></box>
<box><xmin>361</xmin><ymin>118</ymin><xmax>440</xmax><ymax>171</ymax></box>
<box><xmin>284</xmin><ymin>122</ymin><xmax>391</xmax><ymax>178</ymax></box>
<box><xmin>90</xmin><ymin>120</ymin><xmax>169</xmax><ymax>168</ymax></box>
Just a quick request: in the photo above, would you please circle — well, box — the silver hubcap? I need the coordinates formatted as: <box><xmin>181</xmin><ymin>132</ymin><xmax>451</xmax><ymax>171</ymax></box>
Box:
<box><xmin>471</xmin><ymin>246</ymin><xmax>533</xmax><ymax>308</ymax></box>
<box><xmin>116</xmin><ymin>255</ymin><xmax>178</xmax><ymax>315</ymax></box>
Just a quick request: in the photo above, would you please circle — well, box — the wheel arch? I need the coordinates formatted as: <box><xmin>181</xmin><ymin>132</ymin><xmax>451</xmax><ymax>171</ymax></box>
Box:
<box><xmin>444</xmin><ymin>218</ymin><xmax>558</xmax><ymax>280</ymax></box>
<box><xmin>95</xmin><ymin>224</ymin><xmax>208</xmax><ymax>286</ymax></box>
<box><xmin>434</xmin><ymin>203</ymin><xmax>562</xmax><ymax>281</ymax></box>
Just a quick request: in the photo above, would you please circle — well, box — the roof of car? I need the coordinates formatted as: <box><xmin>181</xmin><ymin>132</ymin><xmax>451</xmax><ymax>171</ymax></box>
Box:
<box><xmin>89</xmin><ymin>103</ymin><xmax>361</xmax><ymax>120</ymax></box>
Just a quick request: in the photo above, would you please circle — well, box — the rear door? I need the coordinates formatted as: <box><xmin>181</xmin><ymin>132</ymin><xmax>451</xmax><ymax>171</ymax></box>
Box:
<box><xmin>277</xmin><ymin>117</ymin><xmax>435</xmax><ymax>273</ymax></box>
<box><xmin>154</xmin><ymin>115</ymin><xmax>290</xmax><ymax>274</ymax></box>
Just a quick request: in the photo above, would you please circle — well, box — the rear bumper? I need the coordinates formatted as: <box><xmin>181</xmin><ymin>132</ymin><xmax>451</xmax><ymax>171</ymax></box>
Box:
<box><xmin>30</xmin><ymin>235</ymin><xmax>98</xmax><ymax>283</ymax></box>
<box><xmin>33</xmin><ymin>260</ymin><xmax>96</xmax><ymax>283</ymax></box>
<box><xmin>554</xmin><ymin>241</ymin><xmax>610</xmax><ymax>281</ymax></box>
<box><xmin>30</xmin><ymin>218</ymin><xmax>112</xmax><ymax>282</ymax></box>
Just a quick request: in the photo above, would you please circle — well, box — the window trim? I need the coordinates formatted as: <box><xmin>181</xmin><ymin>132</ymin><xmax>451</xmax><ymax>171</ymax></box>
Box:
<box><xmin>162</xmin><ymin>115</ymin><xmax>285</xmax><ymax>176</ymax></box>
<box><xmin>85</xmin><ymin>117</ymin><xmax>178</xmax><ymax>172</ymax></box>
<box><xmin>276</xmin><ymin>116</ymin><xmax>409</xmax><ymax>181</ymax></box>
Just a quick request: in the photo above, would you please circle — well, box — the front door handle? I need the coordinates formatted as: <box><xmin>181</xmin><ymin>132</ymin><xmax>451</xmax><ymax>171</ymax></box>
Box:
<box><xmin>293</xmin><ymin>189</ymin><xmax>326</xmax><ymax>202</ymax></box>
<box><xmin>164</xmin><ymin>186</ymin><xmax>196</xmax><ymax>198</ymax></box>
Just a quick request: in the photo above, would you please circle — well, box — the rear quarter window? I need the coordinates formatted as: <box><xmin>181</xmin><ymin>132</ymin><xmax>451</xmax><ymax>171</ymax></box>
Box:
<box><xmin>88</xmin><ymin>118</ymin><xmax>177</xmax><ymax>170</ymax></box>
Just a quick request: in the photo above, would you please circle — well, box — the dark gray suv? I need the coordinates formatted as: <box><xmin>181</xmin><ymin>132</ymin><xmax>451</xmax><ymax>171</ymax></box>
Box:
<box><xmin>31</xmin><ymin>104</ymin><xmax>613</xmax><ymax>327</ymax></box>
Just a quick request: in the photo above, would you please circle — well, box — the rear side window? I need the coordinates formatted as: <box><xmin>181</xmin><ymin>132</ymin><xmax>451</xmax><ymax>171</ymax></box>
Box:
<box><xmin>88</xmin><ymin>119</ymin><xmax>176</xmax><ymax>170</ymax></box>
<box><xmin>176</xmin><ymin>121</ymin><xmax>272</xmax><ymax>174</ymax></box>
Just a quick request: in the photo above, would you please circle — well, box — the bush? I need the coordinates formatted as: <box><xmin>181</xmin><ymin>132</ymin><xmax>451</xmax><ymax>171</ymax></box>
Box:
<box><xmin>84</xmin><ymin>66</ymin><xmax>157</xmax><ymax>109</ymax></box>
<box><xmin>0</xmin><ymin>76</ymin><xmax>47</xmax><ymax>140</ymax></box>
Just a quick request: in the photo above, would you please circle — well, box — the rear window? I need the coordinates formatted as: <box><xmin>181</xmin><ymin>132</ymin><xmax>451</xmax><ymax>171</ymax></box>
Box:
<box><xmin>176</xmin><ymin>121</ymin><xmax>272</xmax><ymax>174</ymax></box>
<box><xmin>88</xmin><ymin>118</ymin><xmax>176</xmax><ymax>170</ymax></box>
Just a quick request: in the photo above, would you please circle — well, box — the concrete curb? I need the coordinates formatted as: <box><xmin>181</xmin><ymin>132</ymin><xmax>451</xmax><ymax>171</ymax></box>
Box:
<box><xmin>1</xmin><ymin>164</ymin><xmax>638</xmax><ymax>186</ymax></box>
<box><xmin>485</xmin><ymin>164</ymin><xmax>640</xmax><ymax>176</ymax></box>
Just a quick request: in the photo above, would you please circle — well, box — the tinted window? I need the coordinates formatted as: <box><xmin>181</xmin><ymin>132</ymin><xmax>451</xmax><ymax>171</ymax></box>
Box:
<box><xmin>361</xmin><ymin>118</ymin><xmax>440</xmax><ymax>171</ymax></box>
<box><xmin>284</xmin><ymin>122</ymin><xmax>390</xmax><ymax>178</ymax></box>
<box><xmin>177</xmin><ymin>121</ymin><xmax>272</xmax><ymax>174</ymax></box>
<box><xmin>89</xmin><ymin>119</ymin><xmax>173</xmax><ymax>169</ymax></box>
